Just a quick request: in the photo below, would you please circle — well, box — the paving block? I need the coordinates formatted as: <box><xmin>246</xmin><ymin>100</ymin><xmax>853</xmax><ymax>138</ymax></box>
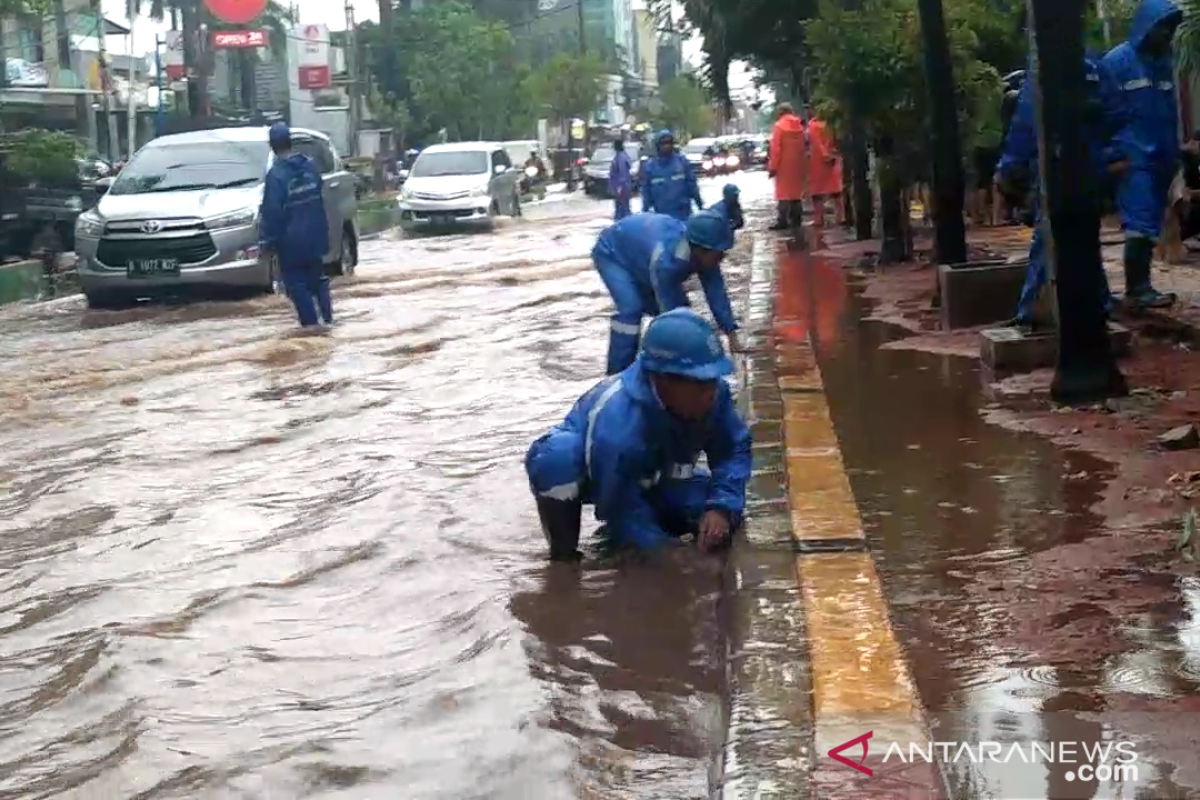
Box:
<box><xmin>980</xmin><ymin>322</ymin><xmax>1133</xmax><ymax>372</ymax></box>
<box><xmin>938</xmin><ymin>258</ymin><xmax>1027</xmax><ymax>329</ymax></box>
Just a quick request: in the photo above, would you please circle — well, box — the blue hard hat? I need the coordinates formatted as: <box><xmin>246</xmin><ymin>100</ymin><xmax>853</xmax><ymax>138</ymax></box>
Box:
<box><xmin>686</xmin><ymin>210</ymin><xmax>732</xmax><ymax>251</ymax></box>
<box><xmin>722</xmin><ymin>183</ymin><xmax>740</xmax><ymax>200</ymax></box>
<box><xmin>640</xmin><ymin>308</ymin><xmax>734</xmax><ymax>381</ymax></box>
<box><xmin>268</xmin><ymin>122</ymin><xmax>291</xmax><ymax>146</ymax></box>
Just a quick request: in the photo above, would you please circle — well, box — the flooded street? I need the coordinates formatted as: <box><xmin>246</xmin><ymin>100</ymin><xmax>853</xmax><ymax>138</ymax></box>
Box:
<box><xmin>0</xmin><ymin>185</ymin><xmax>743</xmax><ymax>799</ymax></box>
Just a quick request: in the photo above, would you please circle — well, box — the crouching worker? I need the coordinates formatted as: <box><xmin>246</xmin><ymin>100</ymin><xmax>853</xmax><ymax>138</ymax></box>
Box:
<box><xmin>525</xmin><ymin>309</ymin><xmax>752</xmax><ymax>561</ymax></box>
<box><xmin>710</xmin><ymin>183</ymin><xmax>745</xmax><ymax>249</ymax></box>
<box><xmin>260</xmin><ymin>122</ymin><xmax>334</xmax><ymax>328</ymax></box>
<box><xmin>592</xmin><ymin>210</ymin><xmax>741</xmax><ymax>376</ymax></box>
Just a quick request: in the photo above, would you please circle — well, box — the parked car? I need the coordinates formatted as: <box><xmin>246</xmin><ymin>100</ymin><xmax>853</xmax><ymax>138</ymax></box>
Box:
<box><xmin>73</xmin><ymin>126</ymin><xmax>359</xmax><ymax>310</ymax></box>
<box><xmin>583</xmin><ymin>141</ymin><xmax>643</xmax><ymax>198</ymax></box>
<box><xmin>397</xmin><ymin>142</ymin><xmax>522</xmax><ymax>231</ymax></box>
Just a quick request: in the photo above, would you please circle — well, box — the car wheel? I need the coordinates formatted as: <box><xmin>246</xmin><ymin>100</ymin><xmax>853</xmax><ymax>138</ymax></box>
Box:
<box><xmin>339</xmin><ymin>225</ymin><xmax>358</xmax><ymax>276</ymax></box>
<box><xmin>84</xmin><ymin>290</ymin><xmax>132</xmax><ymax>310</ymax></box>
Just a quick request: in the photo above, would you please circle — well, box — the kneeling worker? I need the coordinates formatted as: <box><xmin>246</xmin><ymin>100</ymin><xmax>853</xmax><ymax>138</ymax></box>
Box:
<box><xmin>525</xmin><ymin>309</ymin><xmax>752</xmax><ymax>561</ymax></box>
<box><xmin>260</xmin><ymin>122</ymin><xmax>334</xmax><ymax>328</ymax></box>
<box><xmin>592</xmin><ymin>210</ymin><xmax>742</xmax><ymax>376</ymax></box>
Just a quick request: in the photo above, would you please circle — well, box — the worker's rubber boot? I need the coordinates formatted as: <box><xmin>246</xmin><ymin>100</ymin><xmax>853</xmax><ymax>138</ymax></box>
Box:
<box><xmin>1124</xmin><ymin>236</ymin><xmax>1176</xmax><ymax>310</ymax></box>
<box><xmin>536</xmin><ymin>496</ymin><xmax>583</xmax><ymax>562</ymax></box>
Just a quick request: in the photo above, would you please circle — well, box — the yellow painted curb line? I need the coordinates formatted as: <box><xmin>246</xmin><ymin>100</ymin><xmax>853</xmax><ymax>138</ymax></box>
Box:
<box><xmin>778</xmin><ymin>335</ymin><xmax>928</xmax><ymax>753</ymax></box>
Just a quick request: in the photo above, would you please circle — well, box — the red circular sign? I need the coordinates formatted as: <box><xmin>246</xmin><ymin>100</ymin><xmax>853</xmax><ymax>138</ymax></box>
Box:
<box><xmin>202</xmin><ymin>0</ymin><xmax>267</xmax><ymax>25</ymax></box>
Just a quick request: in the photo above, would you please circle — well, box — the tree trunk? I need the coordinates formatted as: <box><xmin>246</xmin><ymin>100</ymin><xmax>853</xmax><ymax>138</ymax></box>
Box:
<box><xmin>875</xmin><ymin>149</ymin><xmax>911</xmax><ymax>263</ymax></box>
<box><xmin>916</xmin><ymin>0</ymin><xmax>967</xmax><ymax>265</ymax></box>
<box><xmin>1030</xmin><ymin>0</ymin><xmax>1127</xmax><ymax>403</ymax></box>
<box><xmin>848</xmin><ymin>118</ymin><xmax>873</xmax><ymax>241</ymax></box>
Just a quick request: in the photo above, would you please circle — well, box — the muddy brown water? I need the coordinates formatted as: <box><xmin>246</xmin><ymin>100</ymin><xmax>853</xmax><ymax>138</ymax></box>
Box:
<box><xmin>0</xmin><ymin>189</ymin><xmax>748</xmax><ymax>799</ymax></box>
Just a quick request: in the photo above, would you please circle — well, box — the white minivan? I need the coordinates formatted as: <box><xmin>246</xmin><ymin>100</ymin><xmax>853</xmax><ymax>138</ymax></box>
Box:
<box><xmin>397</xmin><ymin>142</ymin><xmax>522</xmax><ymax>230</ymax></box>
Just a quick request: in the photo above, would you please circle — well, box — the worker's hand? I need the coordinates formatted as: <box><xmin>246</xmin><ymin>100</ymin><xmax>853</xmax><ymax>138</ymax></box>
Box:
<box><xmin>1108</xmin><ymin>159</ymin><xmax>1131</xmax><ymax>176</ymax></box>
<box><xmin>768</xmin><ymin>170</ymin><xmax>777</xmax><ymax>179</ymax></box>
<box><xmin>697</xmin><ymin>509</ymin><xmax>731</xmax><ymax>552</ymax></box>
<box><xmin>726</xmin><ymin>330</ymin><xmax>745</xmax><ymax>353</ymax></box>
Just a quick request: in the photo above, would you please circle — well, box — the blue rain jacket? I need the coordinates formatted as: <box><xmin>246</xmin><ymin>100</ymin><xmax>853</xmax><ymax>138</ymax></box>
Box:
<box><xmin>527</xmin><ymin>361</ymin><xmax>752</xmax><ymax>549</ymax></box>
<box><xmin>997</xmin><ymin>54</ymin><xmax>1114</xmax><ymax>188</ymax></box>
<box><xmin>593</xmin><ymin>212</ymin><xmax>738</xmax><ymax>332</ymax></box>
<box><xmin>609</xmin><ymin>149</ymin><xmax>632</xmax><ymax>195</ymax></box>
<box><xmin>709</xmin><ymin>196</ymin><xmax>744</xmax><ymax>251</ymax></box>
<box><xmin>260</xmin><ymin>152</ymin><xmax>330</xmax><ymax>270</ymax></box>
<box><xmin>1101</xmin><ymin>0</ymin><xmax>1183</xmax><ymax>237</ymax></box>
<box><xmin>640</xmin><ymin>130</ymin><xmax>702</xmax><ymax>221</ymax></box>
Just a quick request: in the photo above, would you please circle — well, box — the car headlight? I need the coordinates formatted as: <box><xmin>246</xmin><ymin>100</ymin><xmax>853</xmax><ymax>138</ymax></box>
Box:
<box><xmin>727</xmin><ymin>155</ymin><xmax>740</xmax><ymax>166</ymax></box>
<box><xmin>702</xmin><ymin>160</ymin><xmax>713</xmax><ymax>170</ymax></box>
<box><xmin>400</xmin><ymin>186</ymin><xmax>414</xmax><ymax>201</ymax></box>
<box><xmin>470</xmin><ymin>185</ymin><xmax>489</xmax><ymax>198</ymax></box>
<box><xmin>206</xmin><ymin>207</ymin><xmax>257</xmax><ymax>229</ymax></box>
<box><xmin>75</xmin><ymin>211</ymin><xmax>105</xmax><ymax>237</ymax></box>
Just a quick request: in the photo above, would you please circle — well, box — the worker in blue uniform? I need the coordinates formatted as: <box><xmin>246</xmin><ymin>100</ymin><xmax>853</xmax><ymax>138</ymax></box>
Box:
<box><xmin>592</xmin><ymin>210</ymin><xmax>742</xmax><ymax>375</ymax></box>
<box><xmin>609</xmin><ymin>139</ymin><xmax>633</xmax><ymax>220</ymax></box>
<box><xmin>1102</xmin><ymin>0</ymin><xmax>1195</xmax><ymax>309</ymax></box>
<box><xmin>999</xmin><ymin>51</ymin><xmax>1117</xmax><ymax>330</ymax></box>
<box><xmin>525</xmin><ymin>308</ymin><xmax>752</xmax><ymax>562</ymax></box>
<box><xmin>640</xmin><ymin>129</ymin><xmax>703</xmax><ymax>221</ymax></box>
<box><xmin>260</xmin><ymin>122</ymin><xmax>333</xmax><ymax>328</ymax></box>
<box><xmin>710</xmin><ymin>183</ymin><xmax>745</xmax><ymax>250</ymax></box>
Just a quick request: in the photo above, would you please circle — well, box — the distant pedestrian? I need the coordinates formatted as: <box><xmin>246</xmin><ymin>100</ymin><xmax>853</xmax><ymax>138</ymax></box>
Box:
<box><xmin>609</xmin><ymin>139</ymin><xmax>633</xmax><ymax>220</ymax></box>
<box><xmin>259</xmin><ymin>122</ymin><xmax>333</xmax><ymax>329</ymax></box>
<box><xmin>803</xmin><ymin>104</ymin><xmax>843</xmax><ymax>227</ymax></box>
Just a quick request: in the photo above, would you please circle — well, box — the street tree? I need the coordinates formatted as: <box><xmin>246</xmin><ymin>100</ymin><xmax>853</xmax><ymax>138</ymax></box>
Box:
<box><xmin>657</xmin><ymin>75</ymin><xmax>714</xmax><ymax>139</ymax></box>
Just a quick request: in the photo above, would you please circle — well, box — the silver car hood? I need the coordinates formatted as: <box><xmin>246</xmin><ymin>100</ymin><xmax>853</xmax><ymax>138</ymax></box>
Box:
<box><xmin>96</xmin><ymin>185</ymin><xmax>263</xmax><ymax>222</ymax></box>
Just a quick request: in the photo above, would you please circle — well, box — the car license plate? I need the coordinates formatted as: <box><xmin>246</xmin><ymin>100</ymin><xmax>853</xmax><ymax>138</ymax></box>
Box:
<box><xmin>433</xmin><ymin>214</ymin><xmax>452</xmax><ymax>224</ymax></box>
<box><xmin>127</xmin><ymin>258</ymin><xmax>180</xmax><ymax>277</ymax></box>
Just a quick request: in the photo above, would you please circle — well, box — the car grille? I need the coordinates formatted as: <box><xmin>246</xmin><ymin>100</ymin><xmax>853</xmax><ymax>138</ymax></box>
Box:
<box><xmin>412</xmin><ymin>190</ymin><xmax>469</xmax><ymax>201</ymax></box>
<box><xmin>96</xmin><ymin>233</ymin><xmax>218</xmax><ymax>267</ymax></box>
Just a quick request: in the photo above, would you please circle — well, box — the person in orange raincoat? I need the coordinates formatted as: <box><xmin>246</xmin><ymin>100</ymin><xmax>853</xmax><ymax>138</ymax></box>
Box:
<box><xmin>803</xmin><ymin>104</ymin><xmax>844</xmax><ymax>226</ymax></box>
<box><xmin>768</xmin><ymin>103</ymin><xmax>808</xmax><ymax>231</ymax></box>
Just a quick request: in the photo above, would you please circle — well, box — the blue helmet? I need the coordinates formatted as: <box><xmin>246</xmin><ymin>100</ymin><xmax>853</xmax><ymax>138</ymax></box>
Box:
<box><xmin>268</xmin><ymin>121</ymin><xmax>291</xmax><ymax>148</ymax></box>
<box><xmin>640</xmin><ymin>308</ymin><xmax>734</xmax><ymax>381</ymax></box>
<box><xmin>722</xmin><ymin>183</ymin><xmax>740</xmax><ymax>201</ymax></box>
<box><xmin>686</xmin><ymin>210</ymin><xmax>733</xmax><ymax>251</ymax></box>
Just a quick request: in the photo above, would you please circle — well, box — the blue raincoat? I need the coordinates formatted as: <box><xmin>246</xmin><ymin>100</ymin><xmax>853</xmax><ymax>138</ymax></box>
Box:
<box><xmin>998</xmin><ymin>54</ymin><xmax>1116</xmax><ymax>320</ymax></box>
<box><xmin>260</xmin><ymin>151</ymin><xmax>333</xmax><ymax>326</ymax></box>
<box><xmin>1101</xmin><ymin>0</ymin><xmax>1184</xmax><ymax>241</ymax></box>
<box><xmin>709</xmin><ymin>187</ymin><xmax>744</xmax><ymax>251</ymax></box>
<box><xmin>609</xmin><ymin>147</ymin><xmax>633</xmax><ymax>220</ymax></box>
<box><xmin>593</xmin><ymin>213</ymin><xmax>739</xmax><ymax>374</ymax></box>
<box><xmin>640</xmin><ymin>130</ymin><xmax>702</xmax><ymax>221</ymax></box>
<box><xmin>525</xmin><ymin>360</ymin><xmax>752</xmax><ymax>550</ymax></box>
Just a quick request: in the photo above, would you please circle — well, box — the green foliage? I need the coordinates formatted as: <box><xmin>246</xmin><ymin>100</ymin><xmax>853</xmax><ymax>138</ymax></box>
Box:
<box><xmin>0</xmin><ymin>0</ymin><xmax>51</xmax><ymax>16</ymax></box>
<box><xmin>1</xmin><ymin>129</ymin><xmax>83</xmax><ymax>185</ymax></box>
<box><xmin>656</xmin><ymin>76</ymin><xmax>715</xmax><ymax>139</ymax></box>
<box><xmin>363</xmin><ymin>2</ymin><xmax>549</xmax><ymax>144</ymax></box>
<box><xmin>530</xmin><ymin>51</ymin><xmax>608</xmax><ymax>124</ymax></box>
<box><xmin>1176</xmin><ymin>0</ymin><xmax>1200</xmax><ymax>77</ymax></box>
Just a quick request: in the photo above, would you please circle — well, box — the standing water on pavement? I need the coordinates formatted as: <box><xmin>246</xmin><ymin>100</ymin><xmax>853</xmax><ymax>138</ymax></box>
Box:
<box><xmin>0</xmin><ymin>190</ymin><xmax>746</xmax><ymax>799</ymax></box>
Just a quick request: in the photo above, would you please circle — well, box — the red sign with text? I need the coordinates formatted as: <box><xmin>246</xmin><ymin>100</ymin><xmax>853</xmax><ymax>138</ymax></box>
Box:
<box><xmin>210</xmin><ymin>29</ymin><xmax>267</xmax><ymax>49</ymax></box>
<box><xmin>297</xmin><ymin>65</ymin><xmax>331</xmax><ymax>90</ymax></box>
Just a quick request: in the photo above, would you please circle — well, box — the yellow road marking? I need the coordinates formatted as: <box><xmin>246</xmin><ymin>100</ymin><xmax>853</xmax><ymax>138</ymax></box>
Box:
<box><xmin>776</xmin><ymin>334</ymin><xmax>926</xmax><ymax>751</ymax></box>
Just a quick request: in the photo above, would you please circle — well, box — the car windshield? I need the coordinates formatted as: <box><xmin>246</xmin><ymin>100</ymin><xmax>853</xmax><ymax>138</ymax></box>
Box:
<box><xmin>685</xmin><ymin>141</ymin><xmax>713</xmax><ymax>153</ymax></box>
<box><xmin>410</xmin><ymin>150</ymin><xmax>489</xmax><ymax>178</ymax></box>
<box><xmin>108</xmin><ymin>139</ymin><xmax>270</xmax><ymax>195</ymax></box>
<box><xmin>591</xmin><ymin>146</ymin><xmax>615</xmax><ymax>162</ymax></box>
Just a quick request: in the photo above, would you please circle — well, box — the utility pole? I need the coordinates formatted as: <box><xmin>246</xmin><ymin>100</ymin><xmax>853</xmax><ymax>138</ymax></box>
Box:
<box><xmin>93</xmin><ymin>0</ymin><xmax>118</xmax><ymax>160</ymax></box>
<box><xmin>126</xmin><ymin>16</ymin><xmax>138</xmax><ymax>156</ymax></box>
<box><xmin>916</xmin><ymin>0</ymin><xmax>967</xmax><ymax>265</ymax></box>
<box><xmin>1028</xmin><ymin>0</ymin><xmax>1127</xmax><ymax>402</ymax></box>
<box><xmin>346</xmin><ymin>0</ymin><xmax>362</xmax><ymax>155</ymax></box>
<box><xmin>577</xmin><ymin>0</ymin><xmax>586</xmax><ymax>54</ymax></box>
<box><xmin>842</xmin><ymin>0</ymin><xmax>873</xmax><ymax>241</ymax></box>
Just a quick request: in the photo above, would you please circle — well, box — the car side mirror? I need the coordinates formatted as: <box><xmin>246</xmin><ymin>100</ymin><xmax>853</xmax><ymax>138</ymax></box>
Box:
<box><xmin>94</xmin><ymin>176</ymin><xmax>113</xmax><ymax>196</ymax></box>
<box><xmin>494</xmin><ymin>164</ymin><xmax>507</xmax><ymax>175</ymax></box>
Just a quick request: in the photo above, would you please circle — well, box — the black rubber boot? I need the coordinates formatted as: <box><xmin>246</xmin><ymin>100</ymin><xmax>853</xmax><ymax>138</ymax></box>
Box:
<box><xmin>536</xmin><ymin>496</ymin><xmax>583</xmax><ymax>562</ymax></box>
<box><xmin>1124</xmin><ymin>235</ymin><xmax>1176</xmax><ymax>309</ymax></box>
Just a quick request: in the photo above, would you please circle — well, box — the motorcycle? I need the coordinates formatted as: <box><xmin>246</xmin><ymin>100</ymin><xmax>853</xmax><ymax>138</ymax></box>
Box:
<box><xmin>520</xmin><ymin>163</ymin><xmax>547</xmax><ymax>199</ymax></box>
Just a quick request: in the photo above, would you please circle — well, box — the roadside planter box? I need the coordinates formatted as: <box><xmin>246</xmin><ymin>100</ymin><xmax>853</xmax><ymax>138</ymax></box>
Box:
<box><xmin>0</xmin><ymin>259</ymin><xmax>46</xmax><ymax>305</ymax></box>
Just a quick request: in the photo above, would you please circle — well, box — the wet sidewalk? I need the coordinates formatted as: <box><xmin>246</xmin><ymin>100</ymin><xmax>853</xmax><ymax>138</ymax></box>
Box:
<box><xmin>720</xmin><ymin>220</ymin><xmax>1200</xmax><ymax>799</ymax></box>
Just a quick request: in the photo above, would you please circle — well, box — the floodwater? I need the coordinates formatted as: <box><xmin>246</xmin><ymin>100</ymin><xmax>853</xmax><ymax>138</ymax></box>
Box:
<box><xmin>0</xmin><ymin>183</ymin><xmax>747</xmax><ymax>799</ymax></box>
<box><xmin>784</xmin><ymin>240</ymin><xmax>1200</xmax><ymax>796</ymax></box>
